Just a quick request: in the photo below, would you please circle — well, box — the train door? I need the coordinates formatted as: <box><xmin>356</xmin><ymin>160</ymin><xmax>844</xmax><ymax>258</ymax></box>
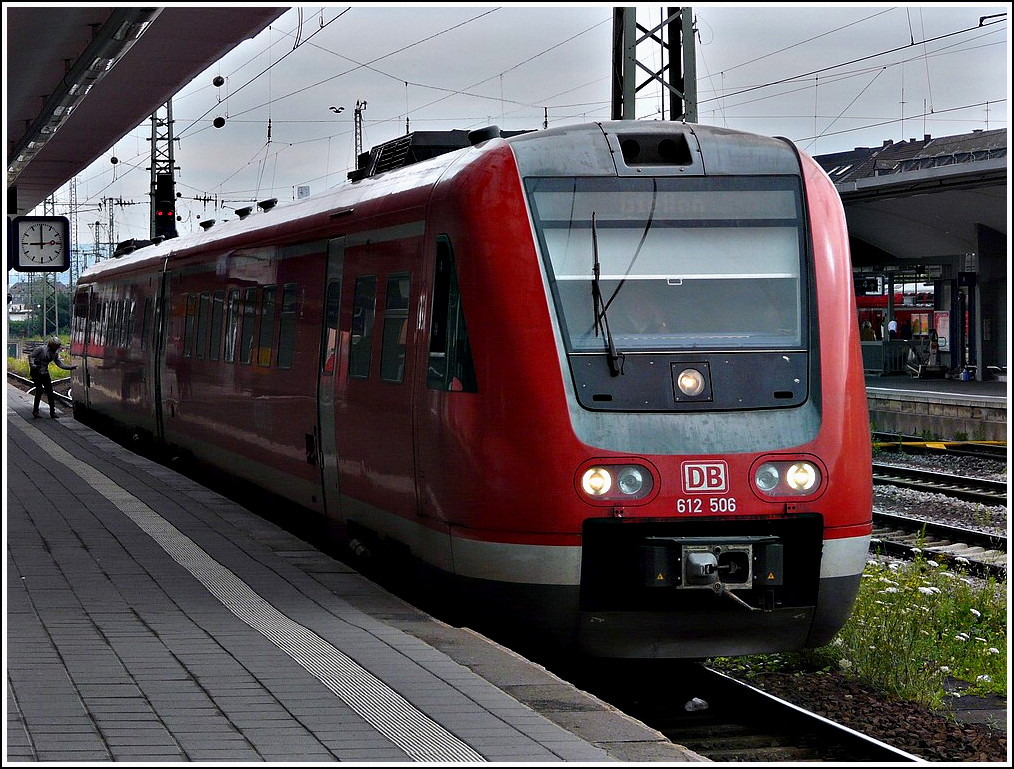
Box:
<box><xmin>335</xmin><ymin>240</ymin><xmax>419</xmax><ymax>530</ymax></box>
<box><xmin>316</xmin><ymin>238</ymin><xmax>345</xmax><ymax>522</ymax></box>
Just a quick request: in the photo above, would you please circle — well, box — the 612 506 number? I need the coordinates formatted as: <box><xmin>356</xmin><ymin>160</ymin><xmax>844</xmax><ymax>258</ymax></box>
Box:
<box><xmin>677</xmin><ymin>497</ymin><xmax>738</xmax><ymax>514</ymax></box>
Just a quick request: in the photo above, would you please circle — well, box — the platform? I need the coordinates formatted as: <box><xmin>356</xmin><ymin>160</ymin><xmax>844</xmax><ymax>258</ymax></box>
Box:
<box><xmin>5</xmin><ymin>385</ymin><xmax>701</xmax><ymax>763</ymax></box>
<box><xmin>864</xmin><ymin>374</ymin><xmax>1008</xmax><ymax>442</ymax></box>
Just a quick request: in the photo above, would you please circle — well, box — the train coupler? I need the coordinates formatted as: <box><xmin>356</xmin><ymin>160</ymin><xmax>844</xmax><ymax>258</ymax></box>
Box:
<box><xmin>711</xmin><ymin>581</ymin><xmax>761</xmax><ymax>612</ymax></box>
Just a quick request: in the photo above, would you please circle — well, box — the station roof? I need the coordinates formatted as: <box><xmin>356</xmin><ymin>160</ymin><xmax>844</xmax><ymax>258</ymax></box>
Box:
<box><xmin>6</xmin><ymin>6</ymin><xmax>286</xmax><ymax>216</ymax></box>
<box><xmin>814</xmin><ymin>130</ymin><xmax>1007</xmax><ymax>268</ymax></box>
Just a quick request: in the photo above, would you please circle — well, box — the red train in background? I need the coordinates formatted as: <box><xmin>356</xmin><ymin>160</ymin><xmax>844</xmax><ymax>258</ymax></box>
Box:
<box><xmin>71</xmin><ymin>120</ymin><xmax>872</xmax><ymax>659</ymax></box>
<box><xmin>855</xmin><ymin>288</ymin><xmax>936</xmax><ymax>340</ymax></box>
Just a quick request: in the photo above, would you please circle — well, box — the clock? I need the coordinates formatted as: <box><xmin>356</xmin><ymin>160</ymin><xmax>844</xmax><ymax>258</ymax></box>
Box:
<box><xmin>12</xmin><ymin>215</ymin><xmax>71</xmax><ymax>272</ymax></box>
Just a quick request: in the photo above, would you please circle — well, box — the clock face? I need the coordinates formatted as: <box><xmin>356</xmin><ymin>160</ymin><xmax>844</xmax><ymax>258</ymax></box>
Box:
<box><xmin>12</xmin><ymin>216</ymin><xmax>70</xmax><ymax>272</ymax></box>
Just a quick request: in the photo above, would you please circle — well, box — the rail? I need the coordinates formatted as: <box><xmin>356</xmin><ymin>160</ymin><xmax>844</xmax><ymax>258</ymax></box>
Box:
<box><xmin>6</xmin><ymin>370</ymin><xmax>74</xmax><ymax>408</ymax></box>
<box><xmin>871</xmin><ymin>510</ymin><xmax>1007</xmax><ymax>582</ymax></box>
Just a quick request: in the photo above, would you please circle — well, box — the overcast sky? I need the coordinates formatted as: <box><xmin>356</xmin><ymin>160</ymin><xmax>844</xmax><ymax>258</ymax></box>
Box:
<box><xmin>25</xmin><ymin>4</ymin><xmax>1014</xmax><ymax>254</ymax></box>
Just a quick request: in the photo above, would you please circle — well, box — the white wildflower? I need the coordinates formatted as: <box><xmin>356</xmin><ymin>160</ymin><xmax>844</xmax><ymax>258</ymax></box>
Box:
<box><xmin>988</xmin><ymin>648</ymin><xmax>1000</xmax><ymax>655</ymax></box>
<box><xmin>976</xmin><ymin>675</ymin><xmax>991</xmax><ymax>683</ymax></box>
<box><xmin>970</xmin><ymin>608</ymin><xmax>982</xmax><ymax>619</ymax></box>
<box><xmin>940</xmin><ymin>666</ymin><xmax>951</xmax><ymax>674</ymax></box>
<box><xmin>838</xmin><ymin>659</ymin><xmax>853</xmax><ymax>671</ymax></box>
<box><xmin>881</xmin><ymin>587</ymin><xmax>899</xmax><ymax>594</ymax></box>
<box><xmin>917</xmin><ymin>586</ymin><xmax>941</xmax><ymax>595</ymax></box>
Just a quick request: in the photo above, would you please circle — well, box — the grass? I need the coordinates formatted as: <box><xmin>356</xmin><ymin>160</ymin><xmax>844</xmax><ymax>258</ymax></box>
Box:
<box><xmin>7</xmin><ymin>355</ymin><xmax>70</xmax><ymax>379</ymax></box>
<box><xmin>710</xmin><ymin>553</ymin><xmax>1007</xmax><ymax>710</ymax></box>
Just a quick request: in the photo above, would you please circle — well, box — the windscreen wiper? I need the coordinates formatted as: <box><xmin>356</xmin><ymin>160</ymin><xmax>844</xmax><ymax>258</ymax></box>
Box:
<box><xmin>591</xmin><ymin>212</ymin><xmax>624</xmax><ymax>376</ymax></box>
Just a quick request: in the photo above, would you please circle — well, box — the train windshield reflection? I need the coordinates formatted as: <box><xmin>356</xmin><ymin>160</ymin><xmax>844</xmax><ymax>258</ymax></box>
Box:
<box><xmin>527</xmin><ymin>176</ymin><xmax>807</xmax><ymax>352</ymax></box>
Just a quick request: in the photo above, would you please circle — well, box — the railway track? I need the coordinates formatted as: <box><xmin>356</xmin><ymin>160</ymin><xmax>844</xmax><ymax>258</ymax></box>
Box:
<box><xmin>565</xmin><ymin>662</ymin><xmax>921</xmax><ymax>762</ymax></box>
<box><xmin>872</xmin><ymin>461</ymin><xmax>1007</xmax><ymax>506</ymax></box>
<box><xmin>6</xmin><ymin>371</ymin><xmax>74</xmax><ymax>407</ymax></box>
<box><xmin>871</xmin><ymin>510</ymin><xmax>1007</xmax><ymax>581</ymax></box>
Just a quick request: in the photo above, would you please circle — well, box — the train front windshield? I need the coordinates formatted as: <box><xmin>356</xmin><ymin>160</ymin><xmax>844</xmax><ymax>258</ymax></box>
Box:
<box><xmin>527</xmin><ymin>176</ymin><xmax>807</xmax><ymax>353</ymax></box>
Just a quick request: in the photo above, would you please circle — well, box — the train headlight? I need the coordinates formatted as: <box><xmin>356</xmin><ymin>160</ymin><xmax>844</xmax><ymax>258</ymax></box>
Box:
<box><xmin>752</xmin><ymin>458</ymin><xmax>824</xmax><ymax>499</ymax></box>
<box><xmin>787</xmin><ymin>462</ymin><xmax>818</xmax><ymax>491</ymax></box>
<box><xmin>581</xmin><ymin>468</ymin><xmax>612</xmax><ymax>496</ymax></box>
<box><xmin>676</xmin><ymin>368</ymin><xmax>706</xmax><ymax>397</ymax></box>
<box><xmin>578</xmin><ymin>462</ymin><xmax>656</xmax><ymax>503</ymax></box>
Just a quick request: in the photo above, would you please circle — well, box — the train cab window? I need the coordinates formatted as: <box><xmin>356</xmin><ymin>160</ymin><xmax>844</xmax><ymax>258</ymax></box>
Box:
<box><xmin>196</xmin><ymin>292</ymin><xmax>212</xmax><ymax>359</ymax></box>
<box><xmin>349</xmin><ymin>276</ymin><xmax>377</xmax><ymax>379</ymax></box>
<box><xmin>320</xmin><ymin>281</ymin><xmax>341</xmax><ymax>375</ymax></box>
<box><xmin>258</xmin><ymin>286</ymin><xmax>276</xmax><ymax>367</ymax></box>
<box><xmin>224</xmin><ymin>289</ymin><xmax>239</xmax><ymax>363</ymax></box>
<box><xmin>427</xmin><ymin>237</ymin><xmax>477</xmax><ymax>392</ymax></box>
<box><xmin>240</xmin><ymin>288</ymin><xmax>258</xmax><ymax>364</ymax></box>
<box><xmin>277</xmin><ymin>283</ymin><xmax>298</xmax><ymax>369</ymax></box>
<box><xmin>380</xmin><ymin>274</ymin><xmax>411</xmax><ymax>383</ymax></box>
<box><xmin>209</xmin><ymin>290</ymin><xmax>224</xmax><ymax>361</ymax></box>
<box><xmin>527</xmin><ymin>176</ymin><xmax>807</xmax><ymax>354</ymax></box>
<box><xmin>184</xmin><ymin>294</ymin><xmax>198</xmax><ymax>358</ymax></box>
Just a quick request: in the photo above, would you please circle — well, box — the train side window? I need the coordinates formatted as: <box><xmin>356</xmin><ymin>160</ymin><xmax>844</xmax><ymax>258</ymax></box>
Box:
<box><xmin>126</xmin><ymin>299</ymin><xmax>136</xmax><ymax>347</ymax></box>
<box><xmin>258</xmin><ymin>286</ymin><xmax>276</xmax><ymax>367</ymax></box>
<box><xmin>427</xmin><ymin>237</ymin><xmax>477</xmax><ymax>392</ymax></box>
<box><xmin>240</xmin><ymin>288</ymin><xmax>258</xmax><ymax>364</ymax></box>
<box><xmin>113</xmin><ymin>300</ymin><xmax>123</xmax><ymax>348</ymax></box>
<box><xmin>196</xmin><ymin>292</ymin><xmax>212</xmax><ymax>359</ymax></box>
<box><xmin>349</xmin><ymin>276</ymin><xmax>377</xmax><ymax>379</ymax></box>
<box><xmin>277</xmin><ymin>283</ymin><xmax>298</xmax><ymax>369</ymax></box>
<box><xmin>224</xmin><ymin>289</ymin><xmax>239</xmax><ymax>363</ymax></box>
<box><xmin>73</xmin><ymin>291</ymin><xmax>88</xmax><ymax>347</ymax></box>
<box><xmin>89</xmin><ymin>299</ymin><xmax>99</xmax><ymax>345</ymax></box>
<box><xmin>380</xmin><ymin>273</ymin><xmax>411</xmax><ymax>383</ymax></box>
<box><xmin>209</xmin><ymin>290</ymin><xmax>224</xmax><ymax>361</ymax></box>
<box><xmin>320</xmin><ymin>280</ymin><xmax>341</xmax><ymax>375</ymax></box>
<box><xmin>141</xmin><ymin>298</ymin><xmax>152</xmax><ymax>350</ymax></box>
<box><xmin>184</xmin><ymin>294</ymin><xmax>198</xmax><ymax>358</ymax></box>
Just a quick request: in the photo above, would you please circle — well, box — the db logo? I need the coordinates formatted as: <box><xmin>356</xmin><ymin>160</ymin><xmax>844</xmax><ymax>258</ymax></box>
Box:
<box><xmin>682</xmin><ymin>461</ymin><xmax>728</xmax><ymax>493</ymax></box>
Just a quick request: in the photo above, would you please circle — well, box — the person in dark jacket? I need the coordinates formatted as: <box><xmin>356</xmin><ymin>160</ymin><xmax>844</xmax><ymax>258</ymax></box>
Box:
<box><xmin>29</xmin><ymin>337</ymin><xmax>76</xmax><ymax>418</ymax></box>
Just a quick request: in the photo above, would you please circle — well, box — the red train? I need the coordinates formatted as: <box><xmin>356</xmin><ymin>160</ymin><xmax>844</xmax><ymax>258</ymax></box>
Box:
<box><xmin>70</xmin><ymin>121</ymin><xmax>872</xmax><ymax>659</ymax></box>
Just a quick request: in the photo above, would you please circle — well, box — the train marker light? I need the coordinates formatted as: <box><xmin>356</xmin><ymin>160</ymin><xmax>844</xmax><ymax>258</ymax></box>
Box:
<box><xmin>755</xmin><ymin>464</ymin><xmax>780</xmax><ymax>492</ymax></box>
<box><xmin>617</xmin><ymin>466</ymin><xmax>645</xmax><ymax>496</ymax></box>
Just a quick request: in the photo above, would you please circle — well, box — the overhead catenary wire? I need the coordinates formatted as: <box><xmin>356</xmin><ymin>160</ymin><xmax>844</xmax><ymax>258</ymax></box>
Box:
<box><xmin>57</xmin><ymin>8</ymin><xmax>1006</xmax><ymax>243</ymax></box>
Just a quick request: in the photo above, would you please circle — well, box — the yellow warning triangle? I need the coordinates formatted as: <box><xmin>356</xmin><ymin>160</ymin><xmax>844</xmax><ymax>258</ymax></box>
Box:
<box><xmin>657</xmin><ymin>573</ymin><xmax>666</xmax><ymax>581</ymax></box>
